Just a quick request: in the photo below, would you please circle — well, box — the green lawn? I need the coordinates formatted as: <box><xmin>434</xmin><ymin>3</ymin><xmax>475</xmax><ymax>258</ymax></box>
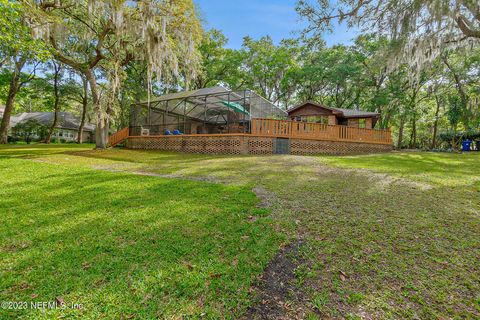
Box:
<box><xmin>1</xmin><ymin>144</ymin><xmax>479</xmax><ymax>319</ymax></box>
<box><xmin>0</xmin><ymin>144</ymin><xmax>282</xmax><ymax>319</ymax></box>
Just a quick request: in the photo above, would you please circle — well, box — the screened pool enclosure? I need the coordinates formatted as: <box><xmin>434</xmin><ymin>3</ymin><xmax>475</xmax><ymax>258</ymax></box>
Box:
<box><xmin>130</xmin><ymin>87</ymin><xmax>287</xmax><ymax>136</ymax></box>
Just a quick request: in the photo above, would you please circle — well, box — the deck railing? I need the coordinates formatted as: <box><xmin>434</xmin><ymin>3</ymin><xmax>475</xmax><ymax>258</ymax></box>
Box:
<box><xmin>108</xmin><ymin>127</ymin><xmax>129</xmax><ymax>147</ymax></box>
<box><xmin>251</xmin><ymin>118</ymin><xmax>392</xmax><ymax>145</ymax></box>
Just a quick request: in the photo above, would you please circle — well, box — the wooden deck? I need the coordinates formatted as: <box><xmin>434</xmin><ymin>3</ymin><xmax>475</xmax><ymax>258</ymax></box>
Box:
<box><xmin>109</xmin><ymin>119</ymin><xmax>392</xmax><ymax>148</ymax></box>
<box><xmin>251</xmin><ymin>119</ymin><xmax>392</xmax><ymax>145</ymax></box>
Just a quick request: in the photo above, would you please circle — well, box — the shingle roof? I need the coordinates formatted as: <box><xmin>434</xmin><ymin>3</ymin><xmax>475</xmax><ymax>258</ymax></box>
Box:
<box><xmin>10</xmin><ymin>112</ymin><xmax>95</xmax><ymax>132</ymax></box>
<box><xmin>332</xmin><ymin>107</ymin><xmax>380</xmax><ymax>118</ymax></box>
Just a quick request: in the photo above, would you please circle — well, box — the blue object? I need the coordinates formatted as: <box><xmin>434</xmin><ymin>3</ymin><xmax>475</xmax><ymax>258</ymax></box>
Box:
<box><xmin>462</xmin><ymin>140</ymin><xmax>472</xmax><ymax>152</ymax></box>
<box><xmin>165</xmin><ymin>130</ymin><xmax>172</xmax><ymax>135</ymax></box>
<box><xmin>173</xmin><ymin>129</ymin><xmax>183</xmax><ymax>135</ymax></box>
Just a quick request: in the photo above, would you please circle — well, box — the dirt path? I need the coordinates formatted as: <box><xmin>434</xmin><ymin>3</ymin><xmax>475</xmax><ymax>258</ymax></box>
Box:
<box><xmin>243</xmin><ymin>240</ymin><xmax>309</xmax><ymax>320</ymax></box>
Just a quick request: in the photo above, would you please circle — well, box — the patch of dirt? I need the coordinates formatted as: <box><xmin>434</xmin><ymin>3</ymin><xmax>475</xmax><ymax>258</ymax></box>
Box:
<box><xmin>253</xmin><ymin>186</ymin><xmax>277</xmax><ymax>208</ymax></box>
<box><xmin>295</xmin><ymin>156</ymin><xmax>433</xmax><ymax>191</ymax></box>
<box><xmin>278</xmin><ymin>155</ymin><xmax>433</xmax><ymax>191</ymax></box>
<box><xmin>363</xmin><ymin>171</ymin><xmax>433</xmax><ymax>191</ymax></box>
<box><xmin>98</xmin><ymin>168</ymin><xmax>223</xmax><ymax>184</ymax></box>
<box><xmin>244</xmin><ymin>240</ymin><xmax>309</xmax><ymax>320</ymax></box>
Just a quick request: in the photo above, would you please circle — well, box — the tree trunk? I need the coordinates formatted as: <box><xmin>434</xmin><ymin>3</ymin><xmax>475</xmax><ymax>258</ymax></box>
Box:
<box><xmin>409</xmin><ymin>114</ymin><xmax>417</xmax><ymax>149</ymax></box>
<box><xmin>431</xmin><ymin>95</ymin><xmax>441</xmax><ymax>149</ymax></box>
<box><xmin>77</xmin><ymin>75</ymin><xmax>88</xmax><ymax>144</ymax></box>
<box><xmin>95</xmin><ymin>117</ymin><xmax>109</xmax><ymax>149</ymax></box>
<box><xmin>382</xmin><ymin>112</ymin><xmax>391</xmax><ymax>130</ymax></box>
<box><xmin>397</xmin><ymin>115</ymin><xmax>405</xmax><ymax>149</ymax></box>
<box><xmin>85</xmin><ymin>69</ymin><xmax>109</xmax><ymax>149</ymax></box>
<box><xmin>0</xmin><ymin>56</ymin><xmax>27</xmax><ymax>144</ymax></box>
<box><xmin>46</xmin><ymin>62</ymin><xmax>62</xmax><ymax>144</ymax></box>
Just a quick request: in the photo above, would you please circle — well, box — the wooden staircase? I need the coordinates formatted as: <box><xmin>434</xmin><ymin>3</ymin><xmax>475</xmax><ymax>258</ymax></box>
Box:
<box><xmin>108</xmin><ymin>127</ymin><xmax>129</xmax><ymax>147</ymax></box>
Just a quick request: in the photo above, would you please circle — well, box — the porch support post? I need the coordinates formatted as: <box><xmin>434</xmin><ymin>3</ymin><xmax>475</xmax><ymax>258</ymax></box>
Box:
<box><xmin>203</xmin><ymin>97</ymin><xmax>207</xmax><ymax>134</ymax></box>
<box><xmin>183</xmin><ymin>100</ymin><xmax>187</xmax><ymax>133</ymax></box>
<box><xmin>164</xmin><ymin>100</ymin><xmax>168</xmax><ymax>134</ymax></box>
<box><xmin>227</xmin><ymin>92</ymin><xmax>230</xmax><ymax>133</ymax></box>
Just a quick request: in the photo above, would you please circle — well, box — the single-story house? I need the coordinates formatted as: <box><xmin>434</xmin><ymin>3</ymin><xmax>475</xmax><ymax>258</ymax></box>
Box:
<box><xmin>11</xmin><ymin>111</ymin><xmax>95</xmax><ymax>142</ymax></box>
<box><xmin>113</xmin><ymin>88</ymin><xmax>392</xmax><ymax>155</ymax></box>
<box><xmin>287</xmin><ymin>101</ymin><xmax>380</xmax><ymax>129</ymax></box>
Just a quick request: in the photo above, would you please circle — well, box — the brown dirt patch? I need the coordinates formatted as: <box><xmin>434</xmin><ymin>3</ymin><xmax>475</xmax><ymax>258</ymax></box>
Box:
<box><xmin>244</xmin><ymin>240</ymin><xmax>309</xmax><ymax>320</ymax></box>
<box><xmin>253</xmin><ymin>186</ymin><xmax>277</xmax><ymax>208</ymax></box>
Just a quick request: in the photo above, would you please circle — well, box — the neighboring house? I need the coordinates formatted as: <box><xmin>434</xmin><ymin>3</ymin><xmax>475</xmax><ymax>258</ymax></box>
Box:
<box><xmin>10</xmin><ymin>112</ymin><xmax>95</xmax><ymax>142</ymax></box>
<box><xmin>0</xmin><ymin>106</ymin><xmax>4</xmax><ymax>118</ymax></box>
<box><xmin>287</xmin><ymin>101</ymin><xmax>380</xmax><ymax>129</ymax></box>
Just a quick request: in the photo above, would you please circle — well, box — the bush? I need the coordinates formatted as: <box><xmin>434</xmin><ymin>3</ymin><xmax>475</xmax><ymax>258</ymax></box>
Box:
<box><xmin>12</xmin><ymin>119</ymin><xmax>49</xmax><ymax>144</ymax></box>
<box><xmin>439</xmin><ymin>129</ymin><xmax>480</xmax><ymax>149</ymax></box>
<box><xmin>440</xmin><ymin>130</ymin><xmax>480</xmax><ymax>142</ymax></box>
<box><xmin>7</xmin><ymin>136</ymin><xmax>20</xmax><ymax>143</ymax></box>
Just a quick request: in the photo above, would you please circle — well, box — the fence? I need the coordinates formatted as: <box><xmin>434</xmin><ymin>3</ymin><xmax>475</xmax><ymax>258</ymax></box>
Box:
<box><xmin>251</xmin><ymin>118</ymin><xmax>391</xmax><ymax>145</ymax></box>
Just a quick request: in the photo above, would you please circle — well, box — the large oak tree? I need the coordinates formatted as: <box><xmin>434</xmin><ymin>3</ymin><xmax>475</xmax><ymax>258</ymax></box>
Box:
<box><xmin>23</xmin><ymin>0</ymin><xmax>202</xmax><ymax>148</ymax></box>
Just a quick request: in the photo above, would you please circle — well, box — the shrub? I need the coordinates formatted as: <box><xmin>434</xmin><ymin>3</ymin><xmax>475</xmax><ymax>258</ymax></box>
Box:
<box><xmin>440</xmin><ymin>130</ymin><xmax>480</xmax><ymax>142</ymax></box>
<box><xmin>7</xmin><ymin>136</ymin><xmax>20</xmax><ymax>143</ymax></box>
<box><xmin>439</xmin><ymin>129</ymin><xmax>480</xmax><ymax>149</ymax></box>
<box><xmin>12</xmin><ymin>119</ymin><xmax>49</xmax><ymax>144</ymax></box>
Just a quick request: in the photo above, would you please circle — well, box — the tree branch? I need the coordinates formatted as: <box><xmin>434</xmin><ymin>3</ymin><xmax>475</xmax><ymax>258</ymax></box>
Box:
<box><xmin>456</xmin><ymin>15</ymin><xmax>480</xmax><ymax>39</ymax></box>
<box><xmin>49</xmin><ymin>35</ymin><xmax>86</xmax><ymax>71</ymax></box>
<box><xmin>460</xmin><ymin>0</ymin><xmax>480</xmax><ymax>22</ymax></box>
<box><xmin>88</xmin><ymin>24</ymin><xmax>112</xmax><ymax>68</ymax></box>
<box><xmin>19</xmin><ymin>61</ymin><xmax>40</xmax><ymax>88</ymax></box>
<box><xmin>39</xmin><ymin>1</ymin><xmax>74</xmax><ymax>10</ymax></box>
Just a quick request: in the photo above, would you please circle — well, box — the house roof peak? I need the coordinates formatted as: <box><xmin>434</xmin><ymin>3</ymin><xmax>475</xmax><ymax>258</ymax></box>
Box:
<box><xmin>287</xmin><ymin>101</ymin><xmax>380</xmax><ymax>118</ymax></box>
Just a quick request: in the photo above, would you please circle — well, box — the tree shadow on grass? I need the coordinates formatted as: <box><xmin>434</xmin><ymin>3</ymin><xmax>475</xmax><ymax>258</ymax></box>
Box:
<box><xmin>66</xmin><ymin>149</ymin><xmax>228</xmax><ymax>164</ymax></box>
<box><xmin>0</xmin><ymin>160</ymin><xmax>283</xmax><ymax>319</ymax></box>
<box><xmin>0</xmin><ymin>144</ymin><xmax>94</xmax><ymax>159</ymax></box>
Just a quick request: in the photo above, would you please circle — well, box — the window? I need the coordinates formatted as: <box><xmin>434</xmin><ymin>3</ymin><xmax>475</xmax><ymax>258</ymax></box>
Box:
<box><xmin>297</xmin><ymin>116</ymin><xmax>329</xmax><ymax>124</ymax></box>
<box><xmin>359</xmin><ymin>119</ymin><xmax>366</xmax><ymax>129</ymax></box>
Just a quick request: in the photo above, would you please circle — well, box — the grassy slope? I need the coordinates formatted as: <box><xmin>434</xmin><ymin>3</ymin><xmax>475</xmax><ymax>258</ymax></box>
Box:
<box><xmin>322</xmin><ymin>152</ymin><xmax>480</xmax><ymax>187</ymax></box>
<box><xmin>293</xmin><ymin>154</ymin><xmax>480</xmax><ymax>319</ymax></box>
<box><xmin>1</xmin><ymin>144</ymin><xmax>479</xmax><ymax>319</ymax></box>
<box><xmin>0</xmin><ymin>144</ymin><xmax>282</xmax><ymax>319</ymax></box>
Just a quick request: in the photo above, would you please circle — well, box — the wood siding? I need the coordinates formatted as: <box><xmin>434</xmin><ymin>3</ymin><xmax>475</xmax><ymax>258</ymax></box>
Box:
<box><xmin>288</xmin><ymin>104</ymin><xmax>334</xmax><ymax>117</ymax></box>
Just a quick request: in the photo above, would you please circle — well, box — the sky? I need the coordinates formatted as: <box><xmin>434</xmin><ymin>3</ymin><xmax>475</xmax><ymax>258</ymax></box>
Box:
<box><xmin>194</xmin><ymin>0</ymin><xmax>358</xmax><ymax>49</ymax></box>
